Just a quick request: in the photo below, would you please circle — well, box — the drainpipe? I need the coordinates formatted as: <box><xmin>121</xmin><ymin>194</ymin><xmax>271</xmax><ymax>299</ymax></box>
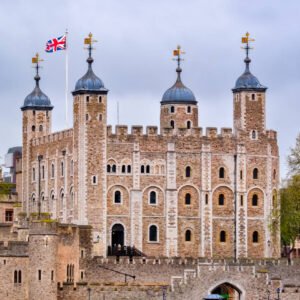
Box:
<box><xmin>234</xmin><ymin>154</ymin><xmax>237</xmax><ymax>261</ymax></box>
<box><xmin>37</xmin><ymin>154</ymin><xmax>43</xmax><ymax>220</ymax></box>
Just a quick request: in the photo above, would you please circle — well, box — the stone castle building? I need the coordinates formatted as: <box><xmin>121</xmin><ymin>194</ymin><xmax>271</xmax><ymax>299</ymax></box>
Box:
<box><xmin>20</xmin><ymin>34</ymin><xmax>280</xmax><ymax>261</ymax></box>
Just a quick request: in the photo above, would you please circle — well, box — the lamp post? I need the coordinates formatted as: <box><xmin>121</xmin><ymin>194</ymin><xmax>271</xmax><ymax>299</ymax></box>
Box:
<box><xmin>37</xmin><ymin>155</ymin><xmax>43</xmax><ymax>220</ymax></box>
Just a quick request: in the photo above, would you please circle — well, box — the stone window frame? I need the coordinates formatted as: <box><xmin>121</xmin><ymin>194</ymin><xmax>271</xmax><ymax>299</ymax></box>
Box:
<box><xmin>170</xmin><ymin>106</ymin><xmax>175</xmax><ymax>114</ymax></box>
<box><xmin>60</xmin><ymin>161</ymin><xmax>65</xmax><ymax>177</ymax></box>
<box><xmin>51</xmin><ymin>162</ymin><xmax>55</xmax><ymax>179</ymax></box>
<box><xmin>252</xmin><ymin>194</ymin><xmax>258</xmax><ymax>206</ymax></box>
<box><xmin>170</xmin><ymin>120</ymin><xmax>175</xmax><ymax>129</ymax></box>
<box><xmin>148</xmin><ymin>224</ymin><xmax>159</xmax><ymax>243</ymax></box>
<box><xmin>205</xmin><ymin>194</ymin><xmax>209</xmax><ymax>205</ymax></box>
<box><xmin>14</xmin><ymin>270</ymin><xmax>22</xmax><ymax>284</ymax></box>
<box><xmin>185</xmin><ymin>229</ymin><xmax>192</xmax><ymax>242</ymax></box>
<box><xmin>5</xmin><ymin>209</ymin><xmax>13</xmax><ymax>222</ymax></box>
<box><xmin>98</xmin><ymin>96</ymin><xmax>102</xmax><ymax>103</ymax></box>
<box><xmin>148</xmin><ymin>190</ymin><xmax>157</xmax><ymax>205</ymax></box>
<box><xmin>218</xmin><ymin>193</ymin><xmax>225</xmax><ymax>206</ymax></box>
<box><xmin>186</xmin><ymin>106</ymin><xmax>192</xmax><ymax>114</ymax></box>
<box><xmin>253</xmin><ymin>168</ymin><xmax>259</xmax><ymax>180</ymax></box>
<box><xmin>113</xmin><ymin>190</ymin><xmax>122</xmax><ymax>205</ymax></box>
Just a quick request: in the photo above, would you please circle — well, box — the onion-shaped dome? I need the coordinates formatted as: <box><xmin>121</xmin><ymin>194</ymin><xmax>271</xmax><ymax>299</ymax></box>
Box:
<box><xmin>232</xmin><ymin>57</ymin><xmax>267</xmax><ymax>92</ymax></box>
<box><xmin>21</xmin><ymin>73</ymin><xmax>53</xmax><ymax>111</ymax></box>
<box><xmin>73</xmin><ymin>49</ymin><xmax>108</xmax><ymax>95</ymax></box>
<box><xmin>161</xmin><ymin>67</ymin><xmax>197</xmax><ymax>105</ymax></box>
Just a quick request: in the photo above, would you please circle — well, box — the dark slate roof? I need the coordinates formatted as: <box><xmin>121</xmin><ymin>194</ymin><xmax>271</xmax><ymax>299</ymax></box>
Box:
<box><xmin>73</xmin><ymin>54</ymin><xmax>108</xmax><ymax>95</ymax></box>
<box><xmin>21</xmin><ymin>75</ymin><xmax>53</xmax><ymax>111</ymax></box>
<box><xmin>161</xmin><ymin>67</ymin><xmax>197</xmax><ymax>105</ymax></box>
<box><xmin>232</xmin><ymin>57</ymin><xmax>267</xmax><ymax>92</ymax></box>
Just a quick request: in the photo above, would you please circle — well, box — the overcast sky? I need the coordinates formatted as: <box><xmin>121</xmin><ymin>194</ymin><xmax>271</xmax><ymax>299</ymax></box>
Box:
<box><xmin>0</xmin><ymin>0</ymin><xmax>299</xmax><ymax>177</ymax></box>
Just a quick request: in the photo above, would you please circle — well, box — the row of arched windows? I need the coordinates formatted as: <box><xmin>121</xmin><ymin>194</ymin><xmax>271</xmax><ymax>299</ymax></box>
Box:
<box><xmin>149</xmin><ymin>226</ymin><xmax>192</xmax><ymax>242</ymax></box>
<box><xmin>66</xmin><ymin>264</ymin><xmax>74</xmax><ymax>282</ymax></box>
<box><xmin>14</xmin><ymin>270</ymin><xmax>22</xmax><ymax>284</ymax></box>
<box><xmin>169</xmin><ymin>105</ymin><xmax>192</xmax><ymax>114</ymax></box>
<box><xmin>219</xmin><ymin>231</ymin><xmax>259</xmax><ymax>243</ymax></box>
<box><xmin>217</xmin><ymin>193</ymin><xmax>259</xmax><ymax>206</ymax></box>
<box><xmin>107</xmin><ymin>164</ymin><xmax>132</xmax><ymax>174</ymax></box>
<box><xmin>170</xmin><ymin>120</ymin><xmax>192</xmax><ymax>129</ymax></box>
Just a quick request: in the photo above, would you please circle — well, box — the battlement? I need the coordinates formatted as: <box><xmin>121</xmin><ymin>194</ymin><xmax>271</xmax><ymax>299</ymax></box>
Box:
<box><xmin>107</xmin><ymin>125</ymin><xmax>235</xmax><ymax>139</ymax></box>
<box><xmin>32</xmin><ymin>128</ymin><xmax>73</xmax><ymax>146</ymax></box>
<box><xmin>0</xmin><ymin>240</ymin><xmax>28</xmax><ymax>257</ymax></box>
<box><xmin>266</xmin><ymin>130</ymin><xmax>277</xmax><ymax>140</ymax></box>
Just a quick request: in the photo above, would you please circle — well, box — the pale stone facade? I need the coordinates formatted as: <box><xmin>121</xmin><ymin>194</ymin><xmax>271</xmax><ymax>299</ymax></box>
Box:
<box><xmin>20</xmin><ymin>40</ymin><xmax>280</xmax><ymax>260</ymax></box>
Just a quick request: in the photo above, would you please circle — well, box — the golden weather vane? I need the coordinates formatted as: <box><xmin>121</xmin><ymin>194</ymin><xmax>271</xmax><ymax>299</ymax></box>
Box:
<box><xmin>241</xmin><ymin>32</ymin><xmax>255</xmax><ymax>58</ymax></box>
<box><xmin>173</xmin><ymin>45</ymin><xmax>185</xmax><ymax>69</ymax></box>
<box><xmin>31</xmin><ymin>53</ymin><xmax>44</xmax><ymax>65</ymax></box>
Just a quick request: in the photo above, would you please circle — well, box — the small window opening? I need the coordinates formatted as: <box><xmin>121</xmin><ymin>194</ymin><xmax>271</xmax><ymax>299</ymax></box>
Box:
<box><xmin>85</xmin><ymin>114</ymin><xmax>89</xmax><ymax>121</ymax></box>
<box><xmin>86</xmin><ymin>96</ymin><xmax>89</xmax><ymax>102</ymax></box>
<box><xmin>107</xmin><ymin>165</ymin><xmax>111</xmax><ymax>173</ymax></box>
<box><xmin>252</xmin><ymin>130</ymin><xmax>257</xmax><ymax>140</ymax></box>
<box><xmin>185</xmin><ymin>193</ymin><xmax>191</xmax><ymax>205</ymax></box>
<box><xmin>252</xmin><ymin>194</ymin><xmax>258</xmax><ymax>206</ymax></box>
<box><xmin>146</xmin><ymin>165</ymin><xmax>150</xmax><ymax>174</ymax></box>
<box><xmin>127</xmin><ymin>165</ymin><xmax>131</xmax><ymax>173</ymax></box>
<box><xmin>149</xmin><ymin>191</ymin><xmax>156</xmax><ymax>204</ymax></box>
<box><xmin>51</xmin><ymin>270</ymin><xmax>54</xmax><ymax>281</ymax></box>
<box><xmin>121</xmin><ymin>165</ymin><xmax>126</xmax><ymax>173</ymax></box>
<box><xmin>252</xmin><ymin>231</ymin><xmax>259</xmax><ymax>243</ymax></box>
<box><xmin>218</xmin><ymin>194</ymin><xmax>225</xmax><ymax>206</ymax></box>
<box><xmin>39</xmin><ymin>125</ymin><xmax>43</xmax><ymax>132</ymax></box>
<box><xmin>112</xmin><ymin>165</ymin><xmax>116</xmax><ymax>173</ymax></box>
<box><xmin>251</xmin><ymin>94</ymin><xmax>255</xmax><ymax>100</ymax></box>
<box><xmin>240</xmin><ymin>170</ymin><xmax>243</xmax><ymax>180</ymax></box>
<box><xmin>81</xmin><ymin>271</ymin><xmax>84</xmax><ymax>280</ymax></box>
<box><xmin>32</xmin><ymin>125</ymin><xmax>36</xmax><ymax>132</ymax></box>
<box><xmin>149</xmin><ymin>225</ymin><xmax>158</xmax><ymax>242</ymax></box>
<box><xmin>99</xmin><ymin>114</ymin><xmax>102</xmax><ymax>121</ymax></box>
<box><xmin>170</xmin><ymin>120</ymin><xmax>175</xmax><ymax>129</ymax></box>
<box><xmin>187</xmin><ymin>121</ymin><xmax>191</xmax><ymax>129</ymax></box>
<box><xmin>114</xmin><ymin>191</ymin><xmax>121</xmax><ymax>204</ymax></box>
<box><xmin>253</xmin><ymin>168</ymin><xmax>258</xmax><ymax>179</ymax></box>
<box><xmin>99</xmin><ymin>96</ymin><xmax>102</xmax><ymax>103</ymax></box>
<box><xmin>187</xmin><ymin>106</ymin><xmax>191</xmax><ymax>113</ymax></box>
<box><xmin>219</xmin><ymin>167</ymin><xmax>225</xmax><ymax>179</ymax></box>
<box><xmin>220</xmin><ymin>231</ymin><xmax>226</xmax><ymax>242</ymax></box>
<box><xmin>33</xmin><ymin>110</ymin><xmax>36</xmax><ymax>116</ymax></box>
<box><xmin>170</xmin><ymin>106</ymin><xmax>175</xmax><ymax>113</ymax></box>
<box><xmin>205</xmin><ymin>194</ymin><xmax>208</xmax><ymax>205</ymax></box>
<box><xmin>273</xmin><ymin>169</ymin><xmax>276</xmax><ymax>180</ymax></box>
<box><xmin>92</xmin><ymin>176</ymin><xmax>97</xmax><ymax>184</ymax></box>
<box><xmin>185</xmin><ymin>230</ymin><xmax>191</xmax><ymax>241</ymax></box>
<box><xmin>185</xmin><ymin>166</ymin><xmax>191</xmax><ymax>178</ymax></box>
<box><xmin>38</xmin><ymin>270</ymin><xmax>42</xmax><ymax>281</ymax></box>
<box><xmin>141</xmin><ymin>165</ymin><xmax>145</xmax><ymax>173</ymax></box>
<box><xmin>240</xmin><ymin>195</ymin><xmax>243</xmax><ymax>206</ymax></box>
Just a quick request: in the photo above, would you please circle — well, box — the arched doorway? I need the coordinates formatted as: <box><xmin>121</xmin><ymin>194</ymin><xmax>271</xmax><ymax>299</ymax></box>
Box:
<box><xmin>111</xmin><ymin>224</ymin><xmax>124</xmax><ymax>247</ymax></box>
<box><xmin>210</xmin><ymin>282</ymin><xmax>242</xmax><ymax>300</ymax></box>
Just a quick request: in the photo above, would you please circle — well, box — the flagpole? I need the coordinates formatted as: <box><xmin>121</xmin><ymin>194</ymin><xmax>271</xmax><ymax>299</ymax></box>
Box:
<box><xmin>65</xmin><ymin>29</ymin><xmax>69</xmax><ymax>127</ymax></box>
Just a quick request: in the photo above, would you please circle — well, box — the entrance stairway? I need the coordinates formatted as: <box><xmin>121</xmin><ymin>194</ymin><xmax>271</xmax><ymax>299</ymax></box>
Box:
<box><xmin>107</xmin><ymin>245</ymin><xmax>147</xmax><ymax>257</ymax></box>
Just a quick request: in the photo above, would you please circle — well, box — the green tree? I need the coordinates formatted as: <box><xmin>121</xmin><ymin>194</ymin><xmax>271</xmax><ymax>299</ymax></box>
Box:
<box><xmin>280</xmin><ymin>175</ymin><xmax>300</xmax><ymax>262</ymax></box>
<box><xmin>288</xmin><ymin>133</ymin><xmax>300</xmax><ymax>175</ymax></box>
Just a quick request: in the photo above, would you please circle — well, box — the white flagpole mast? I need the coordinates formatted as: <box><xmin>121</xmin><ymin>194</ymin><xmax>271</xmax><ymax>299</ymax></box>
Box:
<box><xmin>65</xmin><ymin>29</ymin><xmax>69</xmax><ymax>127</ymax></box>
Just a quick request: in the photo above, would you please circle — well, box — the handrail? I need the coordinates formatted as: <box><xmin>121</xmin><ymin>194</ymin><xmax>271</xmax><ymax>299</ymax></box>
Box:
<box><xmin>98</xmin><ymin>264</ymin><xmax>136</xmax><ymax>283</ymax></box>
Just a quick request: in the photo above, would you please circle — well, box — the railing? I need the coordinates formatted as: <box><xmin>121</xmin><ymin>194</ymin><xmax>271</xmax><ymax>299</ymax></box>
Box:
<box><xmin>107</xmin><ymin>245</ymin><xmax>146</xmax><ymax>257</ymax></box>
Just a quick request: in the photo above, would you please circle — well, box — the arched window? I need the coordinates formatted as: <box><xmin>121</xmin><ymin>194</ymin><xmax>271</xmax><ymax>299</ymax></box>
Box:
<box><xmin>61</xmin><ymin>161</ymin><xmax>64</xmax><ymax>177</ymax></box>
<box><xmin>170</xmin><ymin>106</ymin><xmax>175</xmax><ymax>113</ymax></box>
<box><xmin>51</xmin><ymin>164</ymin><xmax>55</xmax><ymax>178</ymax></box>
<box><xmin>14</xmin><ymin>270</ymin><xmax>18</xmax><ymax>283</ymax></box>
<box><xmin>185</xmin><ymin>166</ymin><xmax>191</xmax><ymax>178</ymax></box>
<box><xmin>149</xmin><ymin>191</ymin><xmax>156</xmax><ymax>204</ymax></box>
<box><xmin>141</xmin><ymin>165</ymin><xmax>145</xmax><ymax>173</ymax></box>
<box><xmin>32</xmin><ymin>194</ymin><xmax>36</xmax><ymax>203</ymax></box>
<box><xmin>99</xmin><ymin>96</ymin><xmax>102</xmax><ymax>103</ymax></box>
<box><xmin>252</xmin><ymin>130</ymin><xmax>257</xmax><ymax>140</ymax></box>
<box><xmin>252</xmin><ymin>194</ymin><xmax>258</xmax><ymax>206</ymax></box>
<box><xmin>86</xmin><ymin>96</ymin><xmax>89</xmax><ymax>103</ymax></box>
<box><xmin>219</xmin><ymin>167</ymin><xmax>225</xmax><ymax>179</ymax></box>
<box><xmin>185</xmin><ymin>193</ymin><xmax>191</xmax><ymax>205</ymax></box>
<box><xmin>170</xmin><ymin>120</ymin><xmax>175</xmax><ymax>129</ymax></box>
<box><xmin>121</xmin><ymin>165</ymin><xmax>126</xmax><ymax>173</ymax></box>
<box><xmin>253</xmin><ymin>168</ymin><xmax>258</xmax><ymax>179</ymax></box>
<box><xmin>187</xmin><ymin>121</ymin><xmax>191</xmax><ymax>129</ymax></box>
<box><xmin>218</xmin><ymin>194</ymin><xmax>225</xmax><ymax>206</ymax></box>
<box><xmin>273</xmin><ymin>169</ymin><xmax>276</xmax><ymax>180</ymax></box>
<box><xmin>18</xmin><ymin>270</ymin><xmax>22</xmax><ymax>284</ymax></box>
<box><xmin>146</xmin><ymin>165</ymin><xmax>150</xmax><ymax>174</ymax></box>
<box><xmin>185</xmin><ymin>230</ymin><xmax>191</xmax><ymax>241</ymax></box>
<box><xmin>92</xmin><ymin>175</ymin><xmax>97</xmax><ymax>184</ymax></box>
<box><xmin>149</xmin><ymin>225</ymin><xmax>158</xmax><ymax>242</ymax></box>
<box><xmin>60</xmin><ymin>192</ymin><xmax>64</xmax><ymax>211</ymax></box>
<box><xmin>107</xmin><ymin>165</ymin><xmax>111</xmax><ymax>173</ymax></box>
<box><xmin>220</xmin><ymin>231</ymin><xmax>226</xmax><ymax>242</ymax></box>
<box><xmin>32</xmin><ymin>168</ymin><xmax>35</xmax><ymax>181</ymax></box>
<box><xmin>252</xmin><ymin>231</ymin><xmax>259</xmax><ymax>243</ymax></box>
<box><xmin>127</xmin><ymin>165</ymin><xmax>131</xmax><ymax>173</ymax></box>
<box><xmin>114</xmin><ymin>191</ymin><xmax>121</xmax><ymax>204</ymax></box>
<box><xmin>187</xmin><ymin>106</ymin><xmax>191</xmax><ymax>113</ymax></box>
<box><xmin>112</xmin><ymin>165</ymin><xmax>116</xmax><ymax>173</ymax></box>
<box><xmin>39</xmin><ymin>125</ymin><xmax>43</xmax><ymax>132</ymax></box>
<box><xmin>205</xmin><ymin>194</ymin><xmax>208</xmax><ymax>205</ymax></box>
<box><xmin>272</xmin><ymin>195</ymin><xmax>276</xmax><ymax>207</ymax></box>
<box><xmin>251</xmin><ymin>93</ymin><xmax>255</xmax><ymax>100</ymax></box>
<box><xmin>70</xmin><ymin>189</ymin><xmax>74</xmax><ymax>209</ymax></box>
<box><xmin>32</xmin><ymin>125</ymin><xmax>36</xmax><ymax>132</ymax></box>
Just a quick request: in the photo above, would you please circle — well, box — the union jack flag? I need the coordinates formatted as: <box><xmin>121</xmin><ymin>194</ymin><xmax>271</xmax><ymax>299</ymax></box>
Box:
<box><xmin>45</xmin><ymin>35</ymin><xmax>66</xmax><ymax>53</ymax></box>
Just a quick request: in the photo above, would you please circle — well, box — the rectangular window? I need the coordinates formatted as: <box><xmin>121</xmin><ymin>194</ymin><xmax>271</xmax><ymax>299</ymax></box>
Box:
<box><xmin>51</xmin><ymin>270</ymin><xmax>54</xmax><ymax>281</ymax></box>
<box><xmin>5</xmin><ymin>210</ymin><xmax>13</xmax><ymax>222</ymax></box>
<box><xmin>38</xmin><ymin>270</ymin><xmax>41</xmax><ymax>281</ymax></box>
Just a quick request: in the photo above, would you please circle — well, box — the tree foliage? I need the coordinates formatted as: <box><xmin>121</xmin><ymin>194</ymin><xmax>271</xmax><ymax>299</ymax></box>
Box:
<box><xmin>280</xmin><ymin>175</ymin><xmax>300</xmax><ymax>249</ymax></box>
<box><xmin>288</xmin><ymin>133</ymin><xmax>300</xmax><ymax>175</ymax></box>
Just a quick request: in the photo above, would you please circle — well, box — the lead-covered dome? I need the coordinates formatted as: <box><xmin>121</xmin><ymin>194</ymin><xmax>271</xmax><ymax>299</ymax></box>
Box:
<box><xmin>161</xmin><ymin>66</ymin><xmax>197</xmax><ymax>105</ymax></box>
<box><xmin>232</xmin><ymin>57</ymin><xmax>267</xmax><ymax>92</ymax></box>
<box><xmin>21</xmin><ymin>74</ymin><xmax>53</xmax><ymax>111</ymax></box>
<box><xmin>73</xmin><ymin>45</ymin><xmax>108</xmax><ymax>95</ymax></box>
